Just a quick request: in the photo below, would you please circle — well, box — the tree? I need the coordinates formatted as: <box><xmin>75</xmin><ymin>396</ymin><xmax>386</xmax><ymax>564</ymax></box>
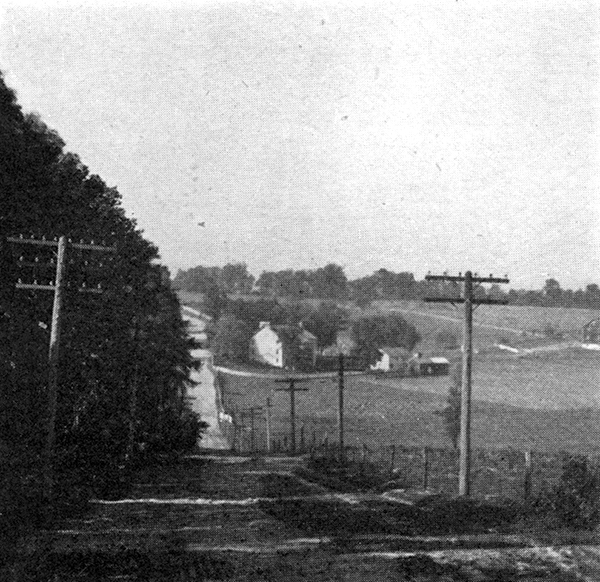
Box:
<box><xmin>219</xmin><ymin>263</ymin><xmax>255</xmax><ymax>294</ymax></box>
<box><xmin>543</xmin><ymin>278</ymin><xmax>562</xmax><ymax>305</ymax></box>
<box><xmin>437</xmin><ymin>362</ymin><xmax>462</xmax><ymax>449</ymax></box>
<box><xmin>311</xmin><ymin>263</ymin><xmax>348</xmax><ymax>299</ymax></box>
<box><xmin>351</xmin><ymin>314</ymin><xmax>420</xmax><ymax>362</ymax></box>
<box><xmin>212</xmin><ymin>314</ymin><xmax>252</xmax><ymax>362</ymax></box>
<box><xmin>303</xmin><ymin>302</ymin><xmax>348</xmax><ymax>350</ymax></box>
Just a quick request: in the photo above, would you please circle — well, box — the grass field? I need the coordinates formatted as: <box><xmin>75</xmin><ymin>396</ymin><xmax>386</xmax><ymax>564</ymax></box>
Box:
<box><xmin>218</xmin><ymin>350</ymin><xmax>600</xmax><ymax>457</ymax></box>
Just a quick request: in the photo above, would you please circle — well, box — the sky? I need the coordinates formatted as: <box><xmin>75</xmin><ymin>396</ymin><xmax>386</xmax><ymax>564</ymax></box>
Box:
<box><xmin>1</xmin><ymin>0</ymin><xmax>599</xmax><ymax>289</ymax></box>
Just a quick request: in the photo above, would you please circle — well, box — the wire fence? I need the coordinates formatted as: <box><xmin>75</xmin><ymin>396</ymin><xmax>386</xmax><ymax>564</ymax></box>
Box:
<box><xmin>229</xmin><ymin>425</ymin><xmax>598</xmax><ymax>500</ymax></box>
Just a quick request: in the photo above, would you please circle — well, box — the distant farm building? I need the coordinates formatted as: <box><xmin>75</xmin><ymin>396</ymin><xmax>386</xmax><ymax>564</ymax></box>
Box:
<box><xmin>371</xmin><ymin>348</ymin><xmax>450</xmax><ymax>377</ymax></box>
<box><xmin>249</xmin><ymin>322</ymin><xmax>318</xmax><ymax>368</ymax></box>
<box><xmin>582</xmin><ymin>318</ymin><xmax>600</xmax><ymax>350</ymax></box>
<box><xmin>417</xmin><ymin>356</ymin><xmax>450</xmax><ymax>376</ymax></box>
<box><xmin>371</xmin><ymin>347</ymin><xmax>411</xmax><ymax>372</ymax></box>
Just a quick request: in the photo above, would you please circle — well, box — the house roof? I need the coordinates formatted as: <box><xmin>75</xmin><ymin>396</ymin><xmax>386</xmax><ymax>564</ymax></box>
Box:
<box><xmin>271</xmin><ymin>324</ymin><xmax>317</xmax><ymax>343</ymax></box>
<box><xmin>429</xmin><ymin>357</ymin><xmax>450</xmax><ymax>364</ymax></box>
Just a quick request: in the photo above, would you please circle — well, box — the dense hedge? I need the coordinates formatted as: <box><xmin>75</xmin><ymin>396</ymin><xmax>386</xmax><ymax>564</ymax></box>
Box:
<box><xmin>0</xmin><ymin>72</ymin><xmax>200</xmax><ymax>545</ymax></box>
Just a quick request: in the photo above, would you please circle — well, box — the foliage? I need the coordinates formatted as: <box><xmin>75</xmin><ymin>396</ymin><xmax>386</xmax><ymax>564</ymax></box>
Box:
<box><xmin>173</xmin><ymin>262</ymin><xmax>254</xmax><ymax>295</ymax></box>
<box><xmin>536</xmin><ymin>456</ymin><xmax>600</xmax><ymax>528</ymax></box>
<box><xmin>212</xmin><ymin>314</ymin><xmax>252</xmax><ymax>362</ymax></box>
<box><xmin>302</xmin><ymin>301</ymin><xmax>348</xmax><ymax>349</ymax></box>
<box><xmin>351</xmin><ymin>314</ymin><xmax>420</xmax><ymax>362</ymax></box>
<box><xmin>0</xmin><ymin>71</ymin><xmax>199</xmax><ymax>535</ymax></box>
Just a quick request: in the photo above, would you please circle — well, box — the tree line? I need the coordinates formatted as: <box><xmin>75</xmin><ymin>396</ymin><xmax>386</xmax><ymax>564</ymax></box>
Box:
<box><xmin>174</xmin><ymin>265</ymin><xmax>600</xmax><ymax>310</ymax></box>
<box><xmin>0</xmin><ymin>72</ymin><xmax>200</xmax><ymax>545</ymax></box>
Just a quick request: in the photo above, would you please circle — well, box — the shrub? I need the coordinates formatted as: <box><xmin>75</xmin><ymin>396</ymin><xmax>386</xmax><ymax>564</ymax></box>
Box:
<box><xmin>537</xmin><ymin>456</ymin><xmax>599</xmax><ymax>528</ymax></box>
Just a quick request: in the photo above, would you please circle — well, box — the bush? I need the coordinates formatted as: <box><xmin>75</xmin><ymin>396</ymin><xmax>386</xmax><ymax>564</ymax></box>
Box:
<box><xmin>536</xmin><ymin>456</ymin><xmax>600</xmax><ymax>528</ymax></box>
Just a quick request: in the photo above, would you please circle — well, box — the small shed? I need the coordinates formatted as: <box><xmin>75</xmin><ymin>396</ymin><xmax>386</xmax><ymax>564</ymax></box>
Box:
<box><xmin>418</xmin><ymin>356</ymin><xmax>450</xmax><ymax>377</ymax></box>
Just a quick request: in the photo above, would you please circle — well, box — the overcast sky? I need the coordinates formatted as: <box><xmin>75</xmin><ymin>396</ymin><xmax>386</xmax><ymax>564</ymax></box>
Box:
<box><xmin>1</xmin><ymin>0</ymin><xmax>598</xmax><ymax>289</ymax></box>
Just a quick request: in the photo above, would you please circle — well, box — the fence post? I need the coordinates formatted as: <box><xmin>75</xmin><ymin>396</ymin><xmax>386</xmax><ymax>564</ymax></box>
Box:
<box><xmin>422</xmin><ymin>447</ymin><xmax>430</xmax><ymax>490</ymax></box>
<box><xmin>390</xmin><ymin>445</ymin><xmax>396</xmax><ymax>476</ymax></box>
<box><xmin>362</xmin><ymin>443</ymin><xmax>368</xmax><ymax>472</ymax></box>
<box><xmin>300</xmin><ymin>424</ymin><xmax>305</xmax><ymax>453</ymax></box>
<box><xmin>524</xmin><ymin>450</ymin><xmax>533</xmax><ymax>499</ymax></box>
<box><xmin>283</xmin><ymin>435</ymin><xmax>288</xmax><ymax>452</ymax></box>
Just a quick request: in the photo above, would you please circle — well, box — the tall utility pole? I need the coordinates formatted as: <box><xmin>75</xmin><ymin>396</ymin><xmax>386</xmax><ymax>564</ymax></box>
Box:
<box><xmin>240</xmin><ymin>406</ymin><xmax>263</xmax><ymax>453</ymax></box>
<box><xmin>425</xmin><ymin>271</ymin><xmax>509</xmax><ymax>496</ymax></box>
<box><xmin>7</xmin><ymin>235</ymin><xmax>116</xmax><ymax>501</ymax></box>
<box><xmin>274</xmin><ymin>377</ymin><xmax>309</xmax><ymax>454</ymax></box>
<box><xmin>337</xmin><ymin>353</ymin><xmax>345</xmax><ymax>463</ymax></box>
<box><xmin>265</xmin><ymin>396</ymin><xmax>273</xmax><ymax>453</ymax></box>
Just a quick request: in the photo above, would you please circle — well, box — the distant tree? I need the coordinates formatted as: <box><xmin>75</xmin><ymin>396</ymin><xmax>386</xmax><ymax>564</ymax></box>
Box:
<box><xmin>351</xmin><ymin>314</ymin><xmax>420</xmax><ymax>362</ymax></box>
<box><xmin>202</xmin><ymin>278</ymin><xmax>228</xmax><ymax>319</ymax></box>
<box><xmin>212</xmin><ymin>314</ymin><xmax>252</xmax><ymax>362</ymax></box>
<box><xmin>311</xmin><ymin>263</ymin><xmax>348</xmax><ymax>299</ymax></box>
<box><xmin>543</xmin><ymin>278</ymin><xmax>562</xmax><ymax>305</ymax></box>
<box><xmin>303</xmin><ymin>302</ymin><xmax>348</xmax><ymax>350</ymax></box>
<box><xmin>350</xmin><ymin>277</ymin><xmax>377</xmax><ymax>308</ymax></box>
<box><xmin>437</xmin><ymin>363</ymin><xmax>462</xmax><ymax>449</ymax></box>
<box><xmin>220</xmin><ymin>263</ymin><xmax>255</xmax><ymax>294</ymax></box>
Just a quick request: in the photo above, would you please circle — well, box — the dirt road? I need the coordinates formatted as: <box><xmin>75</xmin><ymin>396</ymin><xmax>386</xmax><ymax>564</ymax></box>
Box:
<box><xmin>20</xmin><ymin>454</ymin><xmax>600</xmax><ymax>581</ymax></box>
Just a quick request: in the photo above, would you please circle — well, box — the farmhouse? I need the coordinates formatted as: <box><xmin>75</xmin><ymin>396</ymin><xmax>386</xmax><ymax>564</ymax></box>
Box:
<box><xmin>583</xmin><ymin>318</ymin><xmax>600</xmax><ymax>346</ymax></box>
<box><xmin>249</xmin><ymin>321</ymin><xmax>318</xmax><ymax>368</ymax></box>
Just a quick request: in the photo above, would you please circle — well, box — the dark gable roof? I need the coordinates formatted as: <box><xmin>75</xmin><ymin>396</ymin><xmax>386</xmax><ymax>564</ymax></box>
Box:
<box><xmin>272</xmin><ymin>324</ymin><xmax>317</xmax><ymax>346</ymax></box>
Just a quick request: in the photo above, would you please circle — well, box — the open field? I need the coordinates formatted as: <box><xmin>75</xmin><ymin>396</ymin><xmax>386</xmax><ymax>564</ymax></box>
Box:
<box><xmin>218</xmin><ymin>350</ymin><xmax>600</xmax><ymax>457</ymax></box>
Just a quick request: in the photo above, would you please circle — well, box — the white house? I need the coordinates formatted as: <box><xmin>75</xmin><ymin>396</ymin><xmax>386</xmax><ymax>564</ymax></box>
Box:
<box><xmin>249</xmin><ymin>322</ymin><xmax>318</xmax><ymax>368</ymax></box>
<box><xmin>370</xmin><ymin>346</ymin><xmax>411</xmax><ymax>372</ymax></box>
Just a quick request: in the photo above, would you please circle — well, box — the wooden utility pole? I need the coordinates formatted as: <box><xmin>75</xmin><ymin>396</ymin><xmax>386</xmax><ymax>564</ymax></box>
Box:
<box><xmin>337</xmin><ymin>353</ymin><xmax>345</xmax><ymax>463</ymax></box>
<box><xmin>425</xmin><ymin>270</ymin><xmax>509</xmax><ymax>496</ymax></box>
<box><xmin>241</xmin><ymin>406</ymin><xmax>263</xmax><ymax>453</ymax></box>
<box><xmin>265</xmin><ymin>397</ymin><xmax>273</xmax><ymax>453</ymax></box>
<box><xmin>7</xmin><ymin>235</ymin><xmax>116</xmax><ymax>502</ymax></box>
<box><xmin>274</xmin><ymin>377</ymin><xmax>309</xmax><ymax>454</ymax></box>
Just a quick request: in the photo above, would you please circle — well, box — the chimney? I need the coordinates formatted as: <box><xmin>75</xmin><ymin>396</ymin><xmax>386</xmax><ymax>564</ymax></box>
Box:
<box><xmin>259</xmin><ymin>321</ymin><xmax>271</xmax><ymax>329</ymax></box>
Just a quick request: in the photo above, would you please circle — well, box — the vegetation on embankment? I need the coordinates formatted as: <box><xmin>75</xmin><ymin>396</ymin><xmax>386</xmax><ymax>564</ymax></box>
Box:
<box><xmin>0</xmin><ymin>71</ymin><xmax>202</xmax><ymax>555</ymax></box>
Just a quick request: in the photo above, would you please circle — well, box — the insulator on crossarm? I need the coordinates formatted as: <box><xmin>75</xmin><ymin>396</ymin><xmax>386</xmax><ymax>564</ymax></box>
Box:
<box><xmin>19</xmin><ymin>256</ymin><xmax>24</xmax><ymax>262</ymax></box>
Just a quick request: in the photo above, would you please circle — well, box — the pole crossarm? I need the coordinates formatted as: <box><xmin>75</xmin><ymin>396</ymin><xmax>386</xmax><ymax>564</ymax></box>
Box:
<box><xmin>8</xmin><ymin>235</ymin><xmax>116</xmax><ymax>253</ymax></box>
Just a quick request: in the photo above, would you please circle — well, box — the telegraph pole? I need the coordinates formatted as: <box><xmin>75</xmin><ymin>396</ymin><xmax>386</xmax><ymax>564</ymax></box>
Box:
<box><xmin>425</xmin><ymin>271</ymin><xmax>509</xmax><ymax>496</ymax></box>
<box><xmin>337</xmin><ymin>353</ymin><xmax>345</xmax><ymax>463</ymax></box>
<box><xmin>240</xmin><ymin>406</ymin><xmax>263</xmax><ymax>453</ymax></box>
<box><xmin>274</xmin><ymin>377</ymin><xmax>309</xmax><ymax>454</ymax></box>
<box><xmin>265</xmin><ymin>396</ymin><xmax>273</xmax><ymax>453</ymax></box>
<box><xmin>7</xmin><ymin>234</ymin><xmax>116</xmax><ymax>501</ymax></box>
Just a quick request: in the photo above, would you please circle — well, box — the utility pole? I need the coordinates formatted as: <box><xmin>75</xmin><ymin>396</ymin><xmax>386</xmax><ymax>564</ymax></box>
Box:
<box><xmin>337</xmin><ymin>353</ymin><xmax>345</xmax><ymax>463</ymax></box>
<box><xmin>265</xmin><ymin>396</ymin><xmax>273</xmax><ymax>453</ymax></box>
<box><xmin>240</xmin><ymin>406</ymin><xmax>263</xmax><ymax>453</ymax></box>
<box><xmin>7</xmin><ymin>234</ymin><xmax>116</xmax><ymax>501</ymax></box>
<box><xmin>425</xmin><ymin>270</ymin><xmax>509</xmax><ymax>496</ymax></box>
<box><xmin>274</xmin><ymin>377</ymin><xmax>309</xmax><ymax>454</ymax></box>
